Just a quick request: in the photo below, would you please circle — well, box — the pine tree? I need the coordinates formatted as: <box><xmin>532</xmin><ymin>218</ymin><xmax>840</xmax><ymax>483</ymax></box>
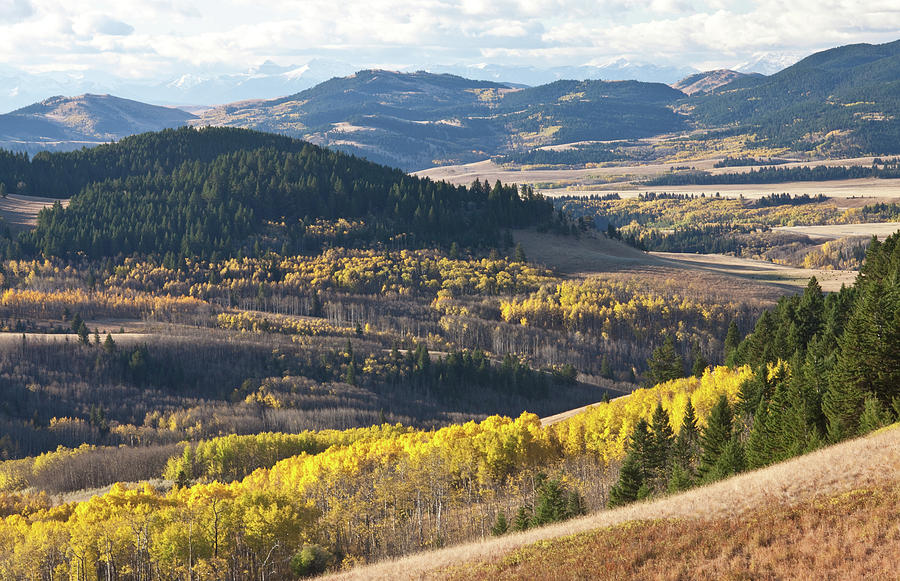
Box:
<box><xmin>648</xmin><ymin>402</ymin><xmax>674</xmax><ymax>491</ymax></box>
<box><xmin>724</xmin><ymin>320</ymin><xmax>740</xmax><ymax>354</ymax></box>
<box><xmin>646</xmin><ymin>335</ymin><xmax>684</xmax><ymax>385</ymax></box>
<box><xmin>698</xmin><ymin>395</ymin><xmax>733</xmax><ymax>480</ymax></box>
<box><xmin>491</xmin><ymin>512</ymin><xmax>509</xmax><ymax>536</ymax></box>
<box><xmin>102</xmin><ymin>333</ymin><xmax>116</xmax><ymax>354</ymax></box>
<box><xmin>671</xmin><ymin>399</ymin><xmax>699</xmax><ymax>485</ymax></box>
<box><xmin>858</xmin><ymin>396</ymin><xmax>891</xmax><ymax>435</ymax></box>
<box><xmin>608</xmin><ymin>452</ymin><xmax>643</xmax><ymax>508</ymax></box>
<box><xmin>513</xmin><ymin>505</ymin><xmax>532</xmax><ymax>531</ymax></box>
<box><xmin>690</xmin><ymin>343</ymin><xmax>708</xmax><ymax>378</ymax></box>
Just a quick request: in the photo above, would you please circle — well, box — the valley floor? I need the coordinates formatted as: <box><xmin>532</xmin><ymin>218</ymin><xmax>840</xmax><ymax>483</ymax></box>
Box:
<box><xmin>512</xmin><ymin>229</ymin><xmax>856</xmax><ymax>294</ymax></box>
<box><xmin>324</xmin><ymin>425</ymin><xmax>900</xmax><ymax>580</ymax></box>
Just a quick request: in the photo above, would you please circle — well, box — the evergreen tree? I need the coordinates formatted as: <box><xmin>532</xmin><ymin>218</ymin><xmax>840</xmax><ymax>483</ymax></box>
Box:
<box><xmin>670</xmin><ymin>399</ymin><xmax>699</xmax><ymax>486</ymax></box>
<box><xmin>648</xmin><ymin>402</ymin><xmax>674</xmax><ymax>490</ymax></box>
<box><xmin>857</xmin><ymin>396</ymin><xmax>891</xmax><ymax>435</ymax></box>
<box><xmin>513</xmin><ymin>505</ymin><xmax>532</xmax><ymax>531</ymax></box>
<box><xmin>745</xmin><ymin>400</ymin><xmax>772</xmax><ymax>469</ymax></box>
<box><xmin>600</xmin><ymin>356</ymin><xmax>613</xmax><ymax>380</ymax></box>
<box><xmin>698</xmin><ymin>395</ymin><xmax>733</xmax><ymax>481</ymax></box>
<box><xmin>724</xmin><ymin>320</ymin><xmax>741</xmax><ymax>364</ymax></box>
<box><xmin>532</xmin><ymin>478</ymin><xmax>568</xmax><ymax>526</ymax></box>
<box><xmin>608</xmin><ymin>452</ymin><xmax>644</xmax><ymax>508</ymax></box>
<box><xmin>646</xmin><ymin>335</ymin><xmax>684</xmax><ymax>385</ymax></box>
<box><xmin>491</xmin><ymin>512</ymin><xmax>509</xmax><ymax>536</ymax></box>
<box><xmin>795</xmin><ymin>277</ymin><xmax>825</xmax><ymax>350</ymax></box>
<box><xmin>102</xmin><ymin>333</ymin><xmax>116</xmax><ymax>354</ymax></box>
<box><xmin>77</xmin><ymin>321</ymin><xmax>90</xmax><ymax>345</ymax></box>
<box><xmin>514</xmin><ymin>243</ymin><xmax>527</xmax><ymax>263</ymax></box>
<box><xmin>690</xmin><ymin>343</ymin><xmax>708</xmax><ymax>378</ymax></box>
<box><xmin>708</xmin><ymin>434</ymin><xmax>745</xmax><ymax>482</ymax></box>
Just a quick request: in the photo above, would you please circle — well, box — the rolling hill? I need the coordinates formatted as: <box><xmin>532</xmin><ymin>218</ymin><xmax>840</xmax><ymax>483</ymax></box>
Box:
<box><xmin>0</xmin><ymin>94</ymin><xmax>196</xmax><ymax>154</ymax></box>
<box><xmin>0</xmin><ymin>39</ymin><xmax>898</xmax><ymax>168</ymax></box>
<box><xmin>196</xmin><ymin>70</ymin><xmax>688</xmax><ymax>169</ymax></box>
<box><xmin>691</xmin><ymin>39</ymin><xmax>900</xmax><ymax>154</ymax></box>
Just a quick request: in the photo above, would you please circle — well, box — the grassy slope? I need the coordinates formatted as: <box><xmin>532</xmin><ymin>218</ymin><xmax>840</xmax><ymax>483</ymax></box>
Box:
<box><xmin>324</xmin><ymin>425</ymin><xmax>900</xmax><ymax>580</ymax></box>
<box><xmin>512</xmin><ymin>230</ymin><xmax>855</xmax><ymax>294</ymax></box>
<box><xmin>446</xmin><ymin>483</ymin><xmax>900</xmax><ymax>580</ymax></box>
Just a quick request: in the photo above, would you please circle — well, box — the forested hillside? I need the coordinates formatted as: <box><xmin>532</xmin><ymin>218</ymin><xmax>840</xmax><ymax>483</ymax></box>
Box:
<box><xmin>198</xmin><ymin>71</ymin><xmax>688</xmax><ymax>169</ymax></box>
<box><xmin>601</xmin><ymin>231</ymin><xmax>900</xmax><ymax>509</ymax></box>
<box><xmin>0</xmin><ymin>126</ymin><xmax>555</xmax><ymax>258</ymax></box>
<box><xmin>690</xmin><ymin>40</ymin><xmax>900</xmax><ymax>154</ymax></box>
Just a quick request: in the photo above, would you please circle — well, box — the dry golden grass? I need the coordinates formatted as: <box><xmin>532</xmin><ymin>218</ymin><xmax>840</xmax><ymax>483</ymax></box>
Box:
<box><xmin>512</xmin><ymin>229</ymin><xmax>848</xmax><ymax>296</ymax></box>
<box><xmin>414</xmin><ymin>156</ymin><xmax>897</xmax><ymax>198</ymax></box>
<box><xmin>774</xmin><ymin>222</ymin><xmax>900</xmax><ymax>240</ymax></box>
<box><xmin>443</xmin><ymin>484</ymin><xmax>900</xmax><ymax>580</ymax></box>
<box><xmin>322</xmin><ymin>425</ymin><xmax>900</xmax><ymax>581</ymax></box>
<box><xmin>0</xmin><ymin>194</ymin><xmax>67</xmax><ymax>231</ymax></box>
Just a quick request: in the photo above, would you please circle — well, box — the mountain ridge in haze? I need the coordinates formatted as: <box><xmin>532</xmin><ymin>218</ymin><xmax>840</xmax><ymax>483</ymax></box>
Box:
<box><xmin>0</xmin><ymin>94</ymin><xmax>195</xmax><ymax>155</ymax></box>
<box><xmin>2</xmin><ymin>39</ymin><xmax>899</xmax><ymax>165</ymax></box>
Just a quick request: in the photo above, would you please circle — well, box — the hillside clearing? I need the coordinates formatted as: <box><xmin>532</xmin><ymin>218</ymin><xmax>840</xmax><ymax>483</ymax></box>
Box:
<box><xmin>0</xmin><ymin>194</ymin><xmax>68</xmax><ymax>231</ymax></box>
<box><xmin>774</xmin><ymin>221</ymin><xmax>900</xmax><ymax>240</ymax></box>
<box><xmin>512</xmin><ymin>230</ymin><xmax>853</xmax><ymax>295</ymax></box>
<box><xmin>324</xmin><ymin>425</ymin><xmax>900</xmax><ymax>580</ymax></box>
<box><xmin>415</xmin><ymin>157</ymin><xmax>899</xmax><ymax>198</ymax></box>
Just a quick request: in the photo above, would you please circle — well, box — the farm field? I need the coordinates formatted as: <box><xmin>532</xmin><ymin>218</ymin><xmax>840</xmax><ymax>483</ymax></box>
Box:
<box><xmin>774</xmin><ymin>221</ymin><xmax>900</xmax><ymax>240</ymax></box>
<box><xmin>324</xmin><ymin>425</ymin><xmax>900</xmax><ymax>581</ymax></box>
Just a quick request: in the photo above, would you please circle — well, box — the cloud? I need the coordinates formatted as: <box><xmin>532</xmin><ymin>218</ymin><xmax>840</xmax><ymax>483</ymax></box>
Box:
<box><xmin>0</xmin><ymin>0</ymin><xmax>32</xmax><ymax>23</ymax></box>
<box><xmin>0</xmin><ymin>0</ymin><xmax>896</xmax><ymax>93</ymax></box>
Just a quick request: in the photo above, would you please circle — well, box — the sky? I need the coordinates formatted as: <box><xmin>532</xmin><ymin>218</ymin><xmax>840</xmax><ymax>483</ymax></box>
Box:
<box><xmin>0</xmin><ymin>0</ymin><xmax>898</xmax><ymax>102</ymax></box>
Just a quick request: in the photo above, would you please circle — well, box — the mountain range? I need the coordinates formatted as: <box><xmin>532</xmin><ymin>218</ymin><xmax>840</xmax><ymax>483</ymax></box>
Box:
<box><xmin>0</xmin><ymin>39</ymin><xmax>898</xmax><ymax>169</ymax></box>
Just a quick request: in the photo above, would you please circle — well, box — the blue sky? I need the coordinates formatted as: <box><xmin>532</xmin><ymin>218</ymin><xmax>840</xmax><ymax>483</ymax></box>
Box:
<box><xmin>0</xmin><ymin>0</ymin><xmax>898</xmax><ymax>86</ymax></box>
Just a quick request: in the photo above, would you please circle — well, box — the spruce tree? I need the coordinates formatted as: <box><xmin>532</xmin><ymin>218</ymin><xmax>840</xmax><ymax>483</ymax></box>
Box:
<box><xmin>491</xmin><ymin>512</ymin><xmax>509</xmax><ymax>536</ymax></box>
<box><xmin>532</xmin><ymin>478</ymin><xmax>568</xmax><ymax>526</ymax></box>
<box><xmin>671</xmin><ymin>399</ymin><xmax>699</xmax><ymax>481</ymax></box>
<box><xmin>745</xmin><ymin>400</ymin><xmax>772</xmax><ymax>469</ymax></box>
<box><xmin>648</xmin><ymin>402</ymin><xmax>674</xmax><ymax>491</ymax></box>
<box><xmin>600</xmin><ymin>356</ymin><xmax>613</xmax><ymax>380</ymax></box>
<box><xmin>690</xmin><ymin>343</ymin><xmax>708</xmax><ymax>378</ymax></box>
<box><xmin>724</xmin><ymin>320</ymin><xmax>741</xmax><ymax>360</ymax></box>
<box><xmin>708</xmin><ymin>434</ymin><xmax>745</xmax><ymax>482</ymax></box>
<box><xmin>608</xmin><ymin>452</ymin><xmax>644</xmax><ymax>508</ymax></box>
<box><xmin>513</xmin><ymin>505</ymin><xmax>532</xmax><ymax>531</ymax></box>
<box><xmin>698</xmin><ymin>395</ymin><xmax>733</xmax><ymax>480</ymax></box>
<box><xmin>858</xmin><ymin>396</ymin><xmax>891</xmax><ymax>435</ymax></box>
<box><xmin>646</xmin><ymin>335</ymin><xmax>684</xmax><ymax>385</ymax></box>
<box><xmin>629</xmin><ymin>419</ymin><xmax>654</xmax><ymax>481</ymax></box>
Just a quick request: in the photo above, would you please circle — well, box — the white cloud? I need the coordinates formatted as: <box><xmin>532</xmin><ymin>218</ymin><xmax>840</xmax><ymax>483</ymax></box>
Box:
<box><xmin>0</xmin><ymin>0</ymin><xmax>32</xmax><ymax>23</ymax></box>
<box><xmin>0</xmin><ymin>0</ymin><xmax>896</xmax><ymax>95</ymax></box>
